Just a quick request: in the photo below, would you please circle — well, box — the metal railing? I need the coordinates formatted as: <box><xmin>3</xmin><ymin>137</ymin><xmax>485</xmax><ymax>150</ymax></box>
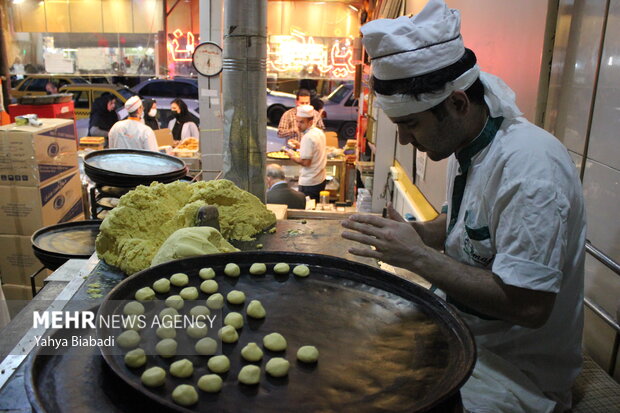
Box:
<box><xmin>584</xmin><ymin>241</ymin><xmax>620</xmax><ymax>376</ymax></box>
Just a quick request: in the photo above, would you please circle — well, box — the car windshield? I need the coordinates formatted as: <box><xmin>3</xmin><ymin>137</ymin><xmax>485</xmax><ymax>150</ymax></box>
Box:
<box><xmin>326</xmin><ymin>85</ymin><xmax>351</xmax><ymax>104</ymax></box>
<box><xmin>117</xmin><ymin>88</ymin><xmax>136</xmax><ymax>99</ymax></box>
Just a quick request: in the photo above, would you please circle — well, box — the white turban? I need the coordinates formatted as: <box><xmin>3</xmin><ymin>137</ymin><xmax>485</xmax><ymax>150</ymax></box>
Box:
<box><xmin>296</xmin><ymin>104</ymin><xmax>314</xmax><ymax>118</ymax></box>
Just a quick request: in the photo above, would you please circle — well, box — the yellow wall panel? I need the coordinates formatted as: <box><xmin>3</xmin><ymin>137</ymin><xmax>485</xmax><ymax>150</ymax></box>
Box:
<box><xmin>267</xmin><ymin>2</ymin><xmax>359</xmax><ymax>38</ymax></box>
<box><xmin>166</xmin><ymin>0</ymin><xmax>192</xmax><ymax>33</ymax></box>
<box><xmin>45</xmin><ymin>1</ymin><xmax>71</xmax><ymax>32</ymax></box>
<box><xmin>69</xmin><ymin>0</ymin><xmax>103</xmax><ymax>33</ymax></box>
<box><xmin>102</xmin><ymin>0</ymin><xmax>133</xmax><ymax>33</ymax></box>
<box><xmin>13</xmin><ymin>2</ymin><xmax>47</xmax><ymax>33</ymax></box>
<box><xmin>133</xmin><ymin>0</ymin><xmax>163</xmax><ymax>33</ymax></box>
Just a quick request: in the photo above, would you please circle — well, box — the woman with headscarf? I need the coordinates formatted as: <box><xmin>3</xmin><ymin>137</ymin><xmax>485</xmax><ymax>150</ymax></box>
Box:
<box><xmin>168</xmin><ymin>98</ymin><xmax>199</xmax><ymax>143</ymax></box>
<box><xmin>89</xmin><ymin>92</ymin><xmax>118</xmax><ymax>144</ymax></box>
<box><xmin>143</xmin><ymin>98</ymin><xmax>160</xmax><ymax>130</ymax></box>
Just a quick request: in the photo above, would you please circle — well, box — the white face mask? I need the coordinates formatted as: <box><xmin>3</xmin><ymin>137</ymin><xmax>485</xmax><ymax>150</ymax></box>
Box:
<box><xmin>148</xmin><ymin>108</ymin><xmax>157</xmax><ymax>118</ymax></box>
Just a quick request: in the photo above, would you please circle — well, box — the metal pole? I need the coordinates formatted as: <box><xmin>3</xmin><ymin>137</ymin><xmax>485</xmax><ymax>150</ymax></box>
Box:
<box><xmin>222</xmin><ymin>0</ymin><xmax>267</xmax><ymax>200</ymax></box>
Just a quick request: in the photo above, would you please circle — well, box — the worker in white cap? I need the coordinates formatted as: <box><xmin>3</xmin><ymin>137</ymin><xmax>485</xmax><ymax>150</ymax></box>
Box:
<box><xmin>341</xmin><ymin>1</ymin><xmax>586</xmax><ymax>412</ymax></box>
<box><xmin>108</xmin><ymin>96</ymin><xmax>159</xmax><ymax>152</ymax></box>
<box><xmin>285</xmin><ymin>104</ymin><xmax>327</xmax><ymax>201</ymax></box>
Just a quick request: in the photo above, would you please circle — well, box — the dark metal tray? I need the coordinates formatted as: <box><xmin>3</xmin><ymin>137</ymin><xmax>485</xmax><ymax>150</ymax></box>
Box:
<box><xmin>97</xmin><ymin>252</ymin><xmax>475</xmax><ymax>412</ymax></box>
<box><xmin>31</xmin><ymin>220</ymin><xmax>101</xmax><ymax>270</ymax></box>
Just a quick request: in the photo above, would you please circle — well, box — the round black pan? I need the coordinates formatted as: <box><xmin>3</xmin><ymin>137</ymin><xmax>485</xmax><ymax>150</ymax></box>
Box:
<box><xmin>31</xmin><ymin>220</ymin><xmax>101</xmax><ymax>270</ymax></box>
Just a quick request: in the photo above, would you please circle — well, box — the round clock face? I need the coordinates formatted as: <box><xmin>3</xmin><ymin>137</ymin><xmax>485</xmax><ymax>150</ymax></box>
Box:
<box><xmin>192</xmin><ymin>42</ymin><xmax>223</xmax><ymax>77</ymax></box>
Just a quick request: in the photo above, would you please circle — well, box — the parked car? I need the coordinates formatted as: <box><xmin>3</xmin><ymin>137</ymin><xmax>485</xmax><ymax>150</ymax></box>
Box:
<box><xmin>11</xmin><ymin>75</ymin><xmax>90</xmax><ymax>99</ymax></box>
<box><xmin>265</xmin><ymin>83</ymin><xmax>358</xmax><ymax>141</ymax></box>
<box><xmin>59</xmin><ymin>83</ymin><xmax>136</xmax><ymax>137</ymax></box>
<box><xmin>131</xmin><ymin>77</ymin><xmax>200</xmax><ymax>127</ymax></box>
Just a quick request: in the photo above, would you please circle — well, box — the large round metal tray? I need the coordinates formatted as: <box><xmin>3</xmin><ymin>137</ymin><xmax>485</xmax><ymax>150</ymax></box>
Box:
<box><xmin>31</xmin><ymin>220</ymin><xmax>101</xmax><ymax>270</ymax></box>
<box><xmin>84</xmin><ymin>149</ymin><xmax>188</xmax><ymax>187</ymax></box>
<box><xmin>97</xmin><ymin>252</ymin><xmax>475</xmax><ymax>412</ymax></box>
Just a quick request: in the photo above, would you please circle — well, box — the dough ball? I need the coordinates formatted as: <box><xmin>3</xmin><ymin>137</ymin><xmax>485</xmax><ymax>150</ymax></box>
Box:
<box><xmin>198</xmin><ymin>374</ymin><xmax>222</xmax><ymax>393</ymax></box>
<box><xmin>297</xmin><ymin>345</ymin><xmax>319</xmax><ymax>363</ymax></box>
<box><xmin>249</xmin><ymin>263</ymin><xmax>267</xmax><ymax>275</ymax></box>
<box><xmin>123</xmin><ymin>315</ymin><xmax>143</xmax><ymax>331</ymax></box>
<box><xmin>263</xmin><ymin>332</ymin><xmax>287</xmax><ymax>351</ymax></box>
<box><xmin>156</xmin><ymin>326</ymin><xmax>176</xmax><ymax>339</ymax></box>
<box><xmin>159</xmin><ymin>308</ymin><xmax>180</xmax><ymax>326</ymax></box>
<box><xmin>224</xmin><ymin>312</ymin><xmax>244</xmax><ymax>329</ymax></box>
<box><xmin>180</xmin><ymin>286</ymin><xmax>199</xmax><ymax>300</ymax></box>
<box><xmin>238</xmin><ymin>365</ymin><xmax>261</xmax><ymax>385</ymax></box>
<box><xmin>218</xmin><ymin>325</ymin><xmax>239</xmax><ymax>343</ymax></box>
<box><xmin>226</xmin><ymin>290</ymin><xmax>246</xmax><ymax>305</ymax></box>
<box><xmin>172</xmin><ymin>384</ymin><xmax>198</xmax><ymax>406</ymax></box>
<box><xmin>117</xmin><ymin>330</ymin><xmax>140</xmax><ymax>349</ymax></box>
<box><xmin>152</xmin><ymin>278</ymin><xmax>171</xmax><ymax>294</ymax></box>
<box><xmin>195</xmin><ymin>337</ymin><xmax>217</xmax><ymax>356</ymax></box>
<box><xmin>189</xmin><ymin>305</ymin><xmax>211</xmax><ymax>318</ymax></box>
<box><xmin>156</xmin><ymin>338</ymin><xmax>177</xmax><ymax>358</ymax></box>
<box><xmin>206</xmin><ymin>293</ymin><xmax>224</xmax><ymax>309</ymax></box>
<box><xmin>135</xmin><ymin>287</ymin><xmax>156</xmax><ymax>302</ymax></box>
<box><xmin>199</xmin><ymin>267</ymin><xmax>216</xmax><ymax>280</ymax></box>
<box><xmin>241</xmin><ymin>342</ymin><xmax>263</xmax><ymax>362</ymax></box>
<box><xmin>273</xmin><ymin>263</ymin><xmax>290</xmax><ymax>274</ymax></box>
<box><xmin>293</xmin><ymin>264</ymin><xmax>310</xmax><ymax>277</ymax></box>
<box><xmin>224</xmin><ymin>263</ymin><xmax>241</xmax><ymax>277</ymax></box>
<box><xmin>207</xmin><ymin>355</ymin><xmax>230</xmax><ymax>373</ymax></box>
<box><xmin>123</xmin><ymin>301</ymin><xmax>144</xmax><ymax>316</ymax></box>
<box><xmin>141</xmin><ymin>366</ymin><xmax>166</xmax><ymax>387</ymax></box>
<box><xmin>246</xmin><ymin>300</ymin><xmax>266</xmax><ymax>319</ymax></box>
<box><xmin>165</xmin><ymin>295</ymin><xmax>184</xmax><ymax>310</ymax></box>
<box><xmin>170</xmin><ymin>358</ymin><xmax>194</xmax><ymax>378</ymax></box>
<box><xmin>124</xmin><ymin>348</ymin><xmax>146</xmax><ymax>368</ymax></box>
<box><xmin>187</xmin><ymin>324</ymin><xmax>209</xmax><ymax>339</ymax></box>
<box><xmin>265</xmin><ymin>357</ymin><xmax>290</xmax><ymax>377</ymax></box>
<box><xmin>170</xmin><ymin>272</ymin><xmax>189</xmax><ymax>287</ymax></box>
<box><xmin>200</xmin><ymin>280</ymin><xmax>219</xmax><ymax>294</ymax></box>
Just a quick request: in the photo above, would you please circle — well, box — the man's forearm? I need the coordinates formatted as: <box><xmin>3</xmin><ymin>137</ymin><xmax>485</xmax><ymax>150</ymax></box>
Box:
<box><xmin>412</xmin><ymin>213</ymin><xmax>447</xmax><ymax>250</ymax></box>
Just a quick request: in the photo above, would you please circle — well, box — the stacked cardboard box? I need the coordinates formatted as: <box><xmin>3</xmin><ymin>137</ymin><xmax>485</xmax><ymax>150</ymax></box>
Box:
<box><xmin>0</xmin><ymin>118</ymin><xmax>84</xmax><ymax>292</ymax></box>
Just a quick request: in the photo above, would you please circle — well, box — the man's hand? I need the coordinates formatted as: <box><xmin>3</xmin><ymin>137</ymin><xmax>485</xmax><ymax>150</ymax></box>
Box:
<box><xmin>287</xmin><ymin>139</ymin><xmax>300</xmax><ymax>149</ymax></box>
<box><xmin>341</xmin><ymin>204</ymin><xmax>429</xmax><ymax>268</ymax></box>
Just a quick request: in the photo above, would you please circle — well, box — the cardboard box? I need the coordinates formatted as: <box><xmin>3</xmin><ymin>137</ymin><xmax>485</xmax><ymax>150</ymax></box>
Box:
<box><xmin>0</xmin><ymin>118</ymin><xmax>78</xmax><ymax>187</ymax></box>
<box><xmin>0</xmin><ymin>170</ymin><xmax>84</xmax><ymax>235</ymax></box>
<box><xmin>1</xmin><ymin>283</ymin><xmax>38</xmax><ymax>317</ymax></box>
<box><xmin>0</xmin><ymin>234</ymin><xmax>50</xmax><ymax>287</ymax></box>
<box><xmin>154</xmin><ymin>128</ymin><xmax>174</xmax><ymax>146</ymax></box>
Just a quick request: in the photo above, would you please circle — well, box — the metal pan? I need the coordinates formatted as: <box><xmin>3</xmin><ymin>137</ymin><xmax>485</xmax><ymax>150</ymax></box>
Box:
<box><xmin>31</xmin><ymin>220</ymin><xmax>101</xmax><ymax>270</ymax></box>
<box><xmin>84</xmin><ymin>149</ymin><xmax>188</xmax><ymax>187</ymax></box>
<box><xmin>97</xmin><ymin>251</ymin><xmax>475</xmax><ymax>412</ymax></box>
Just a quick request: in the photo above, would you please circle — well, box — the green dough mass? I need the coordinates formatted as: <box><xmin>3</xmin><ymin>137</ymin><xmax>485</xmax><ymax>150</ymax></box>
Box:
<box><xmin>180</xmin><ymin>286</ymin><xmax>199</xmax><ymax>300</ymax></box>
<box><xmin>206</xmin><ymin>293</ymin><xmax>224</xmax><ymax>309</ymax></box>
<box><xmin>249</xmin><ymin>263</ymin><xmax>267</xmax><ymax>275</ymax></box>
<box><xmin>170</xmin><ymin>273</ymin><xmax>189</xmax><ymax>287</ymax></box>
<box><xmin>297</xmin><ymin>345</ymin><xmax>319</xmax><ymax>363</ymax></box>
<box><xmin>218</xmin><ymin>325</ymin><xmax>239</xmax><ymax>343</ymax></box>
<box><xmin>224</xmin><ymin>263</ymin><xmax>240</xmax><ymax>277</ymax></box>
<box><xmin>96</xmin><ymin>180</ymin><xmax>276</xmax><ymax>275</ymax></box>
<box><xmin>293</xmin><ymin>264</ymin><xmax>310</xmax><ymax>277</ymax></box>
<box><xmin>224</xmin><ymin>312</ymin><xmax>244</xmax><ymax>329</ymax></box>
<box><xmin>156</xmin><ymin>326</ymin><xmax>176</xmax><ymax>339</ymax></box>
<box><xmin>156</xmin><ymin>338</ymin><xmax>177</xmax><ymax>358</ymax></box>
<box><xmin>151</xmin><ymin>227</ymin><xmax>239</xmax><ymax>267</ymax></box>
<box><xmin>246</xmin><ymin>300</ymin><xmax>266</xmax><ymax>319</ymax></box>
<box><xmin>170</xmin><ymin>358</ymin><xmax>194</xmax><ymax>378</ymax></box>
<box><xmin>165</xmin><ymin>295</ymin><xmax>184</xmax><ymax>310</ymax></box>
<box><xmin>123</xmin><ymin>301</ymin><xmax>144</xmax><ymax>316</ymax></box>
<box><xmin>198</xmin><ymin>374</ymin><xmax>222</xmax><ymax>393</ymax></box>
<box><xmin>134</xmin><ymin>287</ymin><xmax>155</xmax><ymax>302</ymax></box>
<box><xmin>226</xmin><ymin>290</ymin><xmax>246</xmax><ymax>305</ymax></box>
<box><xmin>195</xmin><ymin>337</ymin><xmax>217</xmax><ymax>356</ymax></box>
<box><xmin>117</xmin><ymin>330</ymin><xmax>140</xmax><ymax>349</ymax></box>
<box><xmin>200</xmin><ymin>280</ymin><xmax>219</xmax><ymax>294</ymax></box>
<box><xmin>240</xmin><ymin>342</ymin><xmax>263</xmax><ymax>362</ymax></box>
<box><xmin>189</xmin><ymin>305</ymin><xmax>211</xmax><ymax>318</ymax></box>
<box><xmin>172</xmin><ymin>384</ymin><xmax>198</xmax><ymax>406</ymax></box>
<box><xmin>207</xmin><ymin>355</ymin><xmax>230</xmax><ymax>373</ymax></box>
<box><xmin>199</xmin><ymin>267</ymin><xmax>216</xmax><ymax>279</ymax></box>
<box><xmin>263</xmin><ymin>333</ymin><xmax>287</xmax><ymax>351</ymax></box>
<box><xmin>187</xmin><ymin>324</ymin><xmax>209</xmax><ymax>339</ymax></box>
<box><xmin>273</xmin><ymin>263</ymin><xmax>290</xmax><ymax>274</ymax></box>
<box><xmin>152</xmin><ymin>278</ymin><xmax>171</xmax><ymax>293</ymax></box>
<box><xmin>265</xmin><ymin>357</ymin><xmax>290</xmax><ymax>377</ymax></box>
<box><xmin>238</xmin><ymin>365</ymin><xmax>261</xmax><ymax>385</ymax></box>
<box><xmin>124</xmin><ymin>348</ymin><xmax>146</xmax><ymax>368</ymax></box>
<box><xmin>141</xmin><ymin>366</ymin><xmax>166</xmax><ymax>387</ymax></box>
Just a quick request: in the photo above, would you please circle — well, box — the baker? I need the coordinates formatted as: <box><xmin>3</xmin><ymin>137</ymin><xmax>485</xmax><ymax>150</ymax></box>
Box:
<box><xmin>341</xmin><ymin>1</ymin><xmax>586</xmax><ymax>412</ymax></box>
<box><xmin>109</xmin><ymin>96</ymin><xmax>159</xmax><ymax>152</ymax></box>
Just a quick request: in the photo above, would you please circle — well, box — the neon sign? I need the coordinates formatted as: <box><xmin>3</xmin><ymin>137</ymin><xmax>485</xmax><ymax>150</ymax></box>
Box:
<box><xmin>267</xmin><ymin>30</ymin><xmax>356</xmax><ymax>79</ymax></box>
<box><xmin>168</xmin><ymin>29</ymin><xmax>196</xmax><ymax>62</ymax></box>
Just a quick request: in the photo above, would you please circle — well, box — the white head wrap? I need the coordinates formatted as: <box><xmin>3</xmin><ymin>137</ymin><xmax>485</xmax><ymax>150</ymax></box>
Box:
<box><xmin>124</xmin><ymin>96</ymin><xmax>142</xmax><ymax>114</ymax></box>
<box><xmin>296</xmin><ymin>104</ymin><xmax>314</xmax><ymax>118</ymax></box>
<box><xmin>361</xmin><ymin>0</ymin><xmax>522</xmax><ymax>119</ymax></box>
